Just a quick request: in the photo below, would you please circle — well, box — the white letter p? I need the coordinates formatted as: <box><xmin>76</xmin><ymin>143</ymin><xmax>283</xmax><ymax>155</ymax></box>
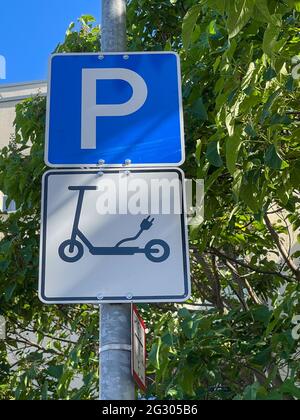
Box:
<box><xmin>81</xmin><ymin>68</ymin><xmax>148</xmax><ymax>149</ymax></box>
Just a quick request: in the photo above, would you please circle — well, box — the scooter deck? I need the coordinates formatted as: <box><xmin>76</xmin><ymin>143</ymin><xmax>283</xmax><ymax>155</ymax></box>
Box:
<box><xmin>89</xmin><ymin>246</ymin><xmax>158</xmax><ymax>256</ymax></box>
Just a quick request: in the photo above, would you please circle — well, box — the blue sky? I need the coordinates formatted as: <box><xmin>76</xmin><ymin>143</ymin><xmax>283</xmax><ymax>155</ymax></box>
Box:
<box><xmin>0</xmin><ymin>0</ymin><xmax>101</xmax><ymax>84</ymax></box>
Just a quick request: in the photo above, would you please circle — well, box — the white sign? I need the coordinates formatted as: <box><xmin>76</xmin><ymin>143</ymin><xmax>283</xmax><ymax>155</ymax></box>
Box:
<box><xmin>39</xmin><ymin>169</ymin><xmax>190</xmax><ymax>304</ymax></box>
<box><xmin>132</xmin><ymin>305</ymin><xmax>146</xmax><ymax>392</ymax></box>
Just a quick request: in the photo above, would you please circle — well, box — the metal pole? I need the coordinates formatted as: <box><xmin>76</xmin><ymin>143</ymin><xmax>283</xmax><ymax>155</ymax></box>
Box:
<box><xmin>99</xmin><ymin>0</ymin><xmax>135</xmax><ymax>401</ymax></box>
<box><xmin>101</xmin><ymin>0</ymin><xmax>127</xmax><ymax>52</ymax></box>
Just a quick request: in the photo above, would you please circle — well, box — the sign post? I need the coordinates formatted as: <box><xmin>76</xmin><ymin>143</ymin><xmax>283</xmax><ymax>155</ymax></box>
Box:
<box><xmin>99</xmin><ymin>0</ymin><xmax>135</xmax><ymax>401</ymax></box>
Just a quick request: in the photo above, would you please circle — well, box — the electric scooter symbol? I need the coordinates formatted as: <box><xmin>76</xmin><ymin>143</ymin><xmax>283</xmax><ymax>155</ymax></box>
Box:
<box><xmin>58</xmin><ymin>186</ymin><xmax>171</xmax><ymax>264</ymax></box>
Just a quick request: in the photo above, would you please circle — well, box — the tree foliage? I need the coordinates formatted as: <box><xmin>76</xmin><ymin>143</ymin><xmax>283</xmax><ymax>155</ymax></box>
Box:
<box><xmin>0</xmin><ymin>2</ymin><xmax>300</xmax><ymax>400</ymax></box>
<box><xmin>0</xmin><ymin>16</ymin><xmax>100</xmax><ymax>401</ymax></box>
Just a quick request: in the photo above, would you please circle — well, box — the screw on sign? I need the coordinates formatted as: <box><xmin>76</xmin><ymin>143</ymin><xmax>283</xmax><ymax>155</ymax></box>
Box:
<box><xmin>132</xmin><ymin>305</ymin><xmax>147</xmax><ymax>392</ymax></box>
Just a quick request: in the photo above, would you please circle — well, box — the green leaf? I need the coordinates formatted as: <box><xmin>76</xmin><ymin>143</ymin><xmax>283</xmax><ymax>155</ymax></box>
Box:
<box><xmin>66</xmin><ymin>22</ymin><xmax>75</xmax><ymax>36</ymax></box>
<box><xmin>263</xmin><ymin>24</ymin><xmax>281</xmax><ymax>57</ymax></box>
<box><xmin>192</xmin><ymin>97</ymin><xmax>208</xmax><ymax>121</ymax></box>
<box><xmin>252</xmin><ymin>348</ymin><xmax>272</xmax><ymax>366</ymax></box>
<box><xmin>195</xmin><ymin>139</ymin><xmax>202</xmax><ymax>162</ymax></box>
<box><xmin>245</xmin><ymin>124</ymin><xmax>257</xmax><ymax>138</ymax></box>
<box><xmin>295</xmin><ymin>1</ymin><xmax>300</xmax><ymax>12</ymax></box>
<box><xmin>260</xmin><ymin>89</ymin><xmax>281</xmax><ymax>123</ymax></box>
<box><xmin>178</xmin><ymin>308</ymin><xmax>191</xmax><ymax>319</ymax></box>
<box><xmin>205</xmin><ymin>195</ymin><xmax>219</xmax><ymax>220</ymax></box>
<box><xmin>285</xmin><ymin>76</ymin><xmax>295</xmax><ymax>92</ymax></box>
<box><xmin>253</xmin><ymin>306</ymin><xmax>272</xmax><ymax>326</ymax></box>
<box><xmin>47</xmin><ymin>365</ymin><xmax>64</xmax><ymax>380</ymax></box>
<box><xmin>41</xmin><ymin>381</ymin><xmax>48</xmax><ymax>400</ymax></box>
<box><xmin>179</xmin><ymin>367</ymin><xmax>196</xmax><ymax>396</ymax></box>
<box><xmin>226</xmin><ymin>127</ymin><xmax>243</xmax><ymax>175</ymax></box>
<box><xmin>164</xmin><ymin>40</ymin><xmax>172</xmax><ymax>51</ymax></box>
<box><xmin>225</xmin><ymin>113</ymin><xmax>235</xmax><ymax>136</ymax></box>
<box><xmin>239</xmin><ymin>170</ymin><xmax>261</xmax><ymax>212</ymax></box>
<box><xmin>206</xmin><ymin>141</ymin><xmax>223</xmax><ymax>167</ymax></box>
<box><xmin>205</xmin><ymin>167</ymin><xmax>224</xmax><ymax>192</ymax></box>
<box><xmin>227</xmin><ymin>0</ymin><xmax>255</xmax><ymax>39</ymax></box>
<box><xmin>182</xmin><ymin>319</ymin><xmax>195</xmax><ymax>339</ymax></box>
<box><xmin>292</xmin><ymin>250</ymin><xmax>300</xmax><ymax>259</ymax></box>
<box><xmin>148</xmin><ymin>339</ymin><xmax>161</xmax><ymax>369</ymax></box>
<box><xmin>162</xmin><ymin>332</ymin><xmax>174</xmax><ymax>346</ymax></box>
<box><xmin>207</xmin><ymin>0</ymin><xmax>226</xmax><ymax>14</ymax></box>
<box><xmin>264</xmin><ymin>67</ymin><xmax>277</xmax><ymax>81</ymax></box>
<box><xmin>254</xmin><ymin>0</ymin><xmax>280</xmax><ymax>26</ymax></box>
<box><xmin>5</xmin><ymin>283</ymin><xmax>17</xmax><ymax>301</ymax></box>
<box><xmin>79</xmin><ymin>15</ymin><xmax>96</xmax><ymax>25</ymax></box>
<box><xmin>280</xmin><ymin>379</ymin><xmax>300</xmax><ymax>399</ymax></box>
<box><xmin>291</xmin><ymin>161</ymin><xmax>300</xmax><ymax>186</ymax></box>
<box><xmin>265</xmin><ymin>145</ymin><xmax>286</xmax><ymax>170</ymax></box>
<box><xmin>182</xmin><ymin>4</ymin><xmax>203</xmax><ymax>49</ymax></box>
<box><xmin>243</xmin><ymin>382</ymin><xmax>261</xmax><ymax>400</ymax></box>
<box><xmin>26</xmin><ymin>352</ymin><xmax>43</xmax><ymax>362</ymax></box>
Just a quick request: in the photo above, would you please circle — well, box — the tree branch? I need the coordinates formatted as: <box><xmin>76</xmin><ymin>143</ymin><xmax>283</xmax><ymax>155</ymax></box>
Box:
<box><xmin>264</xmin><ymin>214</ymin><xmax>300</xmax><ymax>281</ymax></box>
<box><xmin>9</xmin><ymin>332</ymin><xmax>63</xmax><ymax>357</ymax></box>
<box><xmin>191</xmin><ymin>248</ymin><xmax>225</xmax><ymax>311</ymax></box>
<box><xmin>209</xmin><ymin>247</ymin><xmax>293</xmax><ymax>282</ymax></box>
<box><xmin>225</xmin><ymin>259</ymin><xmax>263</xmax><ymax>306</ymax></box>
<box><xmin>211</xmin><ymin>255</ymin><xmax>225</xmax><ymax>312</ymax></box>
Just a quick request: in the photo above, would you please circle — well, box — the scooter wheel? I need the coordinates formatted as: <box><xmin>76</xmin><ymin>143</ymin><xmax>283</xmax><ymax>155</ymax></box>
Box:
<box><xmin>145</xmin><ymin>240</ymin><xmax>170</xmax><ymax>263</ymax></box>
<box><xmin>58</xmin><ymin>240</ymin><xmax>84</xmax><ymax>263</ymax></box>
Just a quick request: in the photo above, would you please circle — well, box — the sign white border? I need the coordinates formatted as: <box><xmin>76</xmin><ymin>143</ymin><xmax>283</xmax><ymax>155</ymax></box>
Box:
<box><xmin>39</xmin><ymin>168</ymin><xmax>191</xmax><ymax>304</ymax></box>
<box><xmin>45</xmin><ymin>52</ymin><xmax>185</xmax><ymax>168</ymax></box>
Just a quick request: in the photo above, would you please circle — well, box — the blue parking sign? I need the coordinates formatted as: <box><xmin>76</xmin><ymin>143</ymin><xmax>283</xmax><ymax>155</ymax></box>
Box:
<box><xmin>45</xmin><ymin>52</ymin><xmax>185</xmax><ymax>167</ymax></box>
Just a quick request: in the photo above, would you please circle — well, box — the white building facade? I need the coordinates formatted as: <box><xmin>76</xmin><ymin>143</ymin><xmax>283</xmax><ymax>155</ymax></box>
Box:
<box><xmin>0</xmin><ymin>81</ymin><xmax>47</xmax><ymax>211</ymax></box>
<box><xmin>0</xmin><ymin>81</ymin><xmax>47</xmax><ymax>149</ymax></box>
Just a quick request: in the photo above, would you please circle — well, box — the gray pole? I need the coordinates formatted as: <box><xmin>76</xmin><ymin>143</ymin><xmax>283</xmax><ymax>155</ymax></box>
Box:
<box><xmin>101</xmin><ymin>0</ymin><xmax>127</xmax><ymax>52</ymax></box>
<box><xmin>99</xmin><ymin>0</ymin><xmax>135</xmax><ymax>401</ymax></box>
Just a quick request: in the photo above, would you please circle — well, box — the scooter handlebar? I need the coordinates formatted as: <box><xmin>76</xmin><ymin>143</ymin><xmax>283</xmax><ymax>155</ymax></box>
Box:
<box><xmin>68</xmin><ymin>186</ymin><xmax>98</xmax><ymax>191</ymax></box>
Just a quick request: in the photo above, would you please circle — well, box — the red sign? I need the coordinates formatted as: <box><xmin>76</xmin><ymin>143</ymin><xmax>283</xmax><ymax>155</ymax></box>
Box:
<box><xmin>131</xmin><ymin>305</ymin><xmax>147</xmax><ymax>392</ymax></box>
